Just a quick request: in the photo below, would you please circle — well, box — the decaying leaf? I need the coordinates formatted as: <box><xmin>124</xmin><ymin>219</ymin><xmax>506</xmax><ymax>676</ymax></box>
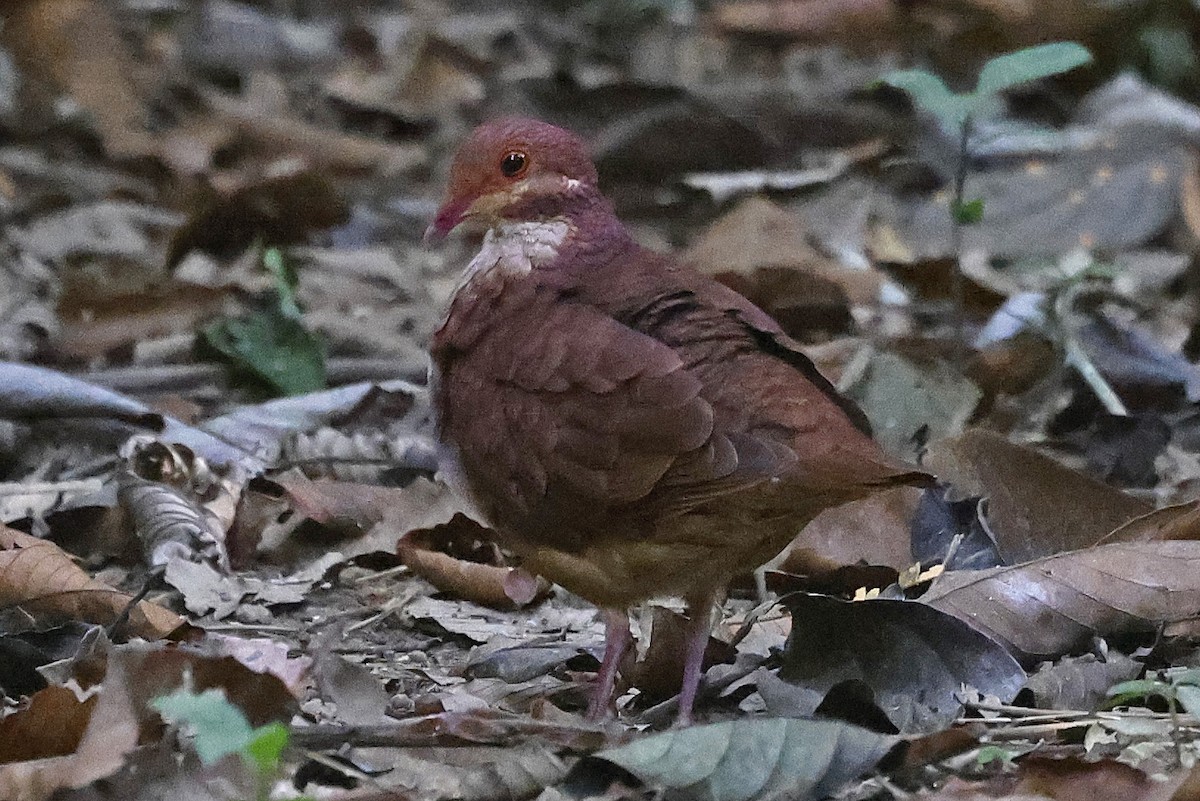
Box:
<box><xmin>0</xmin><ymin>685</ymin><xmax>97</xmax><ymax>763</ymax></box>
<box><xmin>922</xmin><ymin>540</ymin><xmax>1200</xmax><ymax>664</ymax></box>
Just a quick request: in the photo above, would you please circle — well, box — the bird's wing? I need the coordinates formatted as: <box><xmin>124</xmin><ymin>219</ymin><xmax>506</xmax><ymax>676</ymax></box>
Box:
<box><xmin>611</xmin><ymin>270</ymin><xmax>930</xmax><ymax>498</ymax></box>
<box><xmin>435</xmin><ymin>283</ymin><xmax>724</xmax><ymax>533</ymax></box>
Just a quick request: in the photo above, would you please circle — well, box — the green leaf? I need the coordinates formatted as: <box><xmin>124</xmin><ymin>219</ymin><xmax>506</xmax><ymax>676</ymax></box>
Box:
<box><xmin>203</xmin><ymin>309</ymin><xmax>326</xmax><ymax>395</ymax></box>
<box><xmin>1176</xmin><ymin>685</ymin><xmax>1200</xmax><ymax>720</ymax></box>
<box><xmin>953</xmin><ymin>197</ymin><xmax>985</xmax><ymax>225</ymax></box>
<box><xmin>595</xmin><ymin>718</ymin><xmax>896</xmax><ymax>801</ymax></box>
<box><xmin>152</xmin><ymin>687</ymin><xmax>256</xmax><ymax>765</ymax></box>
<box><xmin>878</xmin><ymin>69</ymin><xmax>978</xmax><ymax>130</ymax></box>
<box><xmin>263</xmin><ymin>247</ymin><xmax>302</xmax><ymax>319</ymax></box>
<box><xmin>976</xmin><ymin>745</ymin><xmax>1017</xmax><ymax>767</ymax></box>
<box><xmin>153</xmin><ymin>688</ymin><xmax>290</xmax><ymax>774</ymax></box>
<box><xmin>975</xmin><ymin>42</ymin><xmax>1092</xmax><ymax>96</ymax></box>
<box><xmin>1108</xmin><ymin>679</ymin><xmax>1169</xmax><ymax>698</ymax></box>
<box><xmin>244</xmin><ymin>722</ymin><xmax>290</xmax><ymax>775</ymax></box>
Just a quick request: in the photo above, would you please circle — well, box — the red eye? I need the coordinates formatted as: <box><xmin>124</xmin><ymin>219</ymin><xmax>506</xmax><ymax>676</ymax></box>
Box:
<box><xmin>500</xmin><ymin>151</ymin><xmax>527</xmax><ymax>177</ymax></box>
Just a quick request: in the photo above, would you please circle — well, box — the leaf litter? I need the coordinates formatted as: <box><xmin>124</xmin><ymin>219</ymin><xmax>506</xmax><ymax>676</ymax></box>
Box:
<box><xmin>3</xmin><ymin>3</ymin><xmax>1200</xmax><ymax>800</ymax></box>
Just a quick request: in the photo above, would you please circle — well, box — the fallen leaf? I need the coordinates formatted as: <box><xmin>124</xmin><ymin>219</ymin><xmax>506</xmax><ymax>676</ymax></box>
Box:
<box><xmin>588</xmin><ymin>717</ymin><xmax>898</xmax><ymax>801</ymax></box>
<box><xmin>398</xmin><ymin>515</ymin><xmax>550</xmax><ymax>610</ymax></box>
<box><xmin>785</xmin><ymin>486</ymin><xmax>923</xmax><ymax>573</ymax></box>
<box><xmin>922</xmin><ymin>540</ymin><xmax>1200</xmax><ymax>664</ymax></box>
<box><xmin>55</xmin><ymin>282</ymin><xmax>235</xmax><ymax>361</ymax></box>
<box><xmin>925</xmin><ymin>428</ymin><xmax>1153</xmax><ymax>563</ymax></box>
<box><xmin>845</xmin><ymin>351</ymin><xmax>981</xmax><ymax>462</ymax></box>
<box><xmin>779</xmin><ymin>594</ymin><xmax>1024</xmax><ymax>733</ymax></box>
<box><xmin>1022</xmin><ymin>652</ymin><xmax>1142</xmax><ymax>711</ymax></box>
<box><xmin>0</xmin><ymin>685</ymin><xmax>96</xmax><ymax>764</ymax></box>
<box><xmin>0</xmin><ymin>525</ymin><xmax>182</xmax><ymax>639</ymax></box>
<box><xmin>166</xmin><ymin>170</ymin><xmax>349</xmax><ymax>268</ymax></box>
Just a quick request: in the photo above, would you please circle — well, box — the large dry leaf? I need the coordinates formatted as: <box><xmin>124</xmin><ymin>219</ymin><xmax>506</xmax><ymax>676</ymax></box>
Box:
<box><xmin>778</xmin><ymin>594</ymin><xmax>1024</xmax><ymax>733</ymax></box>
<box><xmin>1103</xmin><ymin>500</ymin><xmax>1200</xmax><ymax>544</ymax></box>
<box><xmin>0</xmin><ymin>526</ymin><xmax>181</xmax><ymax>639</ymax></box>
<box><xmin>2</xmin><ymin>0</ymin><xmax>156</xmax><ymax>159</ymax></box>
<box><xmin>591</xmin><ymin>717</ymin><xmax>897</xmax><ymax>801</ymax></box>
<box><xmin>925</xmin><ymin>429</ymin><xmax>1152</xmax><ymax>563</ymax></box>
<box><xmin>921</xmin><ymin>540</ymin><xmax>1200</xmax><ymax>663</ymax></box>
<box><xmin>786</xmin><ymin>486</ymin><xmax>922</xmax><ymax>572</ymax></box>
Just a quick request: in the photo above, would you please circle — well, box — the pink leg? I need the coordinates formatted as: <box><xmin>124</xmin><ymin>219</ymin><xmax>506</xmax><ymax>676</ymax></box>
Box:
<box><xmin>587</xmin><ymin>608</ymin><xmax>632</xmax><ymax>720</ymax></box>
<box><xmin>676</xmin><ymin>589</ymin><xmax>720</xmax><ymax>726</ymax></box>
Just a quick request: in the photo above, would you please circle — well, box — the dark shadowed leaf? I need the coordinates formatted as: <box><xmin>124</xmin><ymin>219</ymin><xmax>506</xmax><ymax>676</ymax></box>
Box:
<box><xmin>779</xmin><ymin>594</ymin><xmax>1024</xmax><ymax>732</ymax></box>
<box><xmin>911</xmin><ymin>490</ymin><xmax>1003</xmax><ymax>571</ymax></box>
<box><xmin>591</xmin><ymin>718</ymin><xmax>897</xmax><ymax>801</ymax></box>
<box><xmin>922</xmin><ymin>540</ymin><xmax>1200</xmax><ymax>664</ymax></box>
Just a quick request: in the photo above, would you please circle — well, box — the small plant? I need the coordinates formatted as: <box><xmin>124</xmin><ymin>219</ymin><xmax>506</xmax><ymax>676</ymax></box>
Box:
<box><xmin>202</xmin><ymin>245</ymin><xmax>327</xmax><ymax>396</ymax></box>
<box><xmin>1107</xmin><ymin>668</ymin><xmax>1200</xmax><ymax>766</ymax></box>
<box><xmin>153</xmin><ymin>684</ymin><xmax>300</xmax><ymax>801</ymax></box>
<box><xmin>879</xmin><ymin>43</ymin><xmax>1093</xmax><ymax>356</ymax></box>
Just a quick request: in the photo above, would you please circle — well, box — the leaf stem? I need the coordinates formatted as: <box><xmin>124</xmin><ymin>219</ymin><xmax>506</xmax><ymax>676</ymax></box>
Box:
<box><xmin>950</xmin><ymin>115</ymin><xmax>973</xmax><ymax>367</ymax></box>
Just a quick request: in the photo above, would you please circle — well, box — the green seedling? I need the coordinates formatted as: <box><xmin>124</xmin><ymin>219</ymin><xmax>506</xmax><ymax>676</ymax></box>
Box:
<box><xmin>153</xmin><ymin>685</ymin><xmax>301</xmax><ymax>801</ymax></box>
<box><xmin>879</xmin><ymin>43</ymin><xmax>1093</xmax><ymax>357</ymax></box>
<box><xmin>202</xmin><ymin>245</ymin><xmax>326</xmax><ymax>396</ymax></box>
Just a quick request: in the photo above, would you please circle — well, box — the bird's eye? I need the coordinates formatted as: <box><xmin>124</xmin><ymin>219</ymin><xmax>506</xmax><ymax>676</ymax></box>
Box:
<box><xmin>500</xmin><ymin>151</ymin><xmax>527</xmax><ymax>177</ymax></box>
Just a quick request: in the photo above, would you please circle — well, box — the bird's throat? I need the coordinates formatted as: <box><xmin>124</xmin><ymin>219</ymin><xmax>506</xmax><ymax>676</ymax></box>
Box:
<box><xmin>463</xmin><ymin>219</ymin><xmax>572</xmax><ymax>284</ymax></box>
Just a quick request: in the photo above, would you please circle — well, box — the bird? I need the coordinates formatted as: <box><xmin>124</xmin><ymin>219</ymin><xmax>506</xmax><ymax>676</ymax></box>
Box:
<box><xmin>426</xmin><ymin>117</ymin><xmax>931</xmax><ymax>725</ymax></box>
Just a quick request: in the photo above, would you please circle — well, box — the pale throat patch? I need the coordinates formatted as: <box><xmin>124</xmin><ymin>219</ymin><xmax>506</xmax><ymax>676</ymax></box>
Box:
<box><xmin>459</xmin><ymin>218</ymin><xmax>571</xmax><ymax>287</ymax></box>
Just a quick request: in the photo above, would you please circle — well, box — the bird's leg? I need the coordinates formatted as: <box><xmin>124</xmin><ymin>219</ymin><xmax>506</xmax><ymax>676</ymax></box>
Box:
<box><xmin>587</xmin><ymin>607</ymin><xmax>632</xmax><ymax>720</ymax></box>
<box><xmin>677</xmin><ymin>588</ymin><xmax>721</xmax><ymax>726</ymax></box>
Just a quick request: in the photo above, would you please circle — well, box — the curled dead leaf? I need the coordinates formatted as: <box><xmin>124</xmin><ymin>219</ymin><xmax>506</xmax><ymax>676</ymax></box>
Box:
<box><xmin>0</xmin><ymin>525</ymin><xmax>182</xmax><ymax>639</ymax></box>
<box><xmin>397</xmin><ymin>515</ymin><xmax>550</xmax><ymax>610</ymax></box>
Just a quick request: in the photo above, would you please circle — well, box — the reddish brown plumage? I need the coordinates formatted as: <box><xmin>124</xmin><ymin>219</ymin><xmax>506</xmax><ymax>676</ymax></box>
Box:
<box><xmin>428</xmin><ymin>118</ymin><xmax>930</xmax><ymax>723</ymax></box>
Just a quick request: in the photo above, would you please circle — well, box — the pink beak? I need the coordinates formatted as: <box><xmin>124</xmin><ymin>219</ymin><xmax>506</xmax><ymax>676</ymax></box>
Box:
<box><xmin>424</xmin><ymin>197</ymin><xmax>472</xmax><ymax>245</ymax></box>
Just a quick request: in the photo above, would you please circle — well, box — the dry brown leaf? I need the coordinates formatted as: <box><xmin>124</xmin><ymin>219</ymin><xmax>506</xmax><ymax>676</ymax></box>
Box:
<box><xmin>1103</xmin><ymin>501</ymin><xmax>1200</xmax><ymax>544</ymax></box>
<box><xmin>55</xmin><ymin>282</ymin><xmax>236</xmax><ymax>360</ymax></box>
<box><xmin>922</xmin><ymin>540</ymin><xmax>1200</xmax><ymax>664</ymax></box>
<box><xmin>787</xmin><ymin>486</ymin><xmax>923</xmax><ymax>572</ymax></box>
<box><xmin>0</xmin><ymin>686</ymin><xmax>96</xmax><ymax>764</ymax></box>
<box><xmin>2</xmin><ymin>0</ymin><xmax>156</xmax><ymax>159</ymax></box>
<box><xmin>166</xmin><ymin>169</ymin><xmax>349</xmax><ymax>268</ymax></box>
<box><xmin>0</xmin><ymin>525</ymin><xmax>182</xmax><ymax>639</ymax></box>
<box><xmin>398</xmin><ymin>515</ymin><xmax>551</xmax><ymax>610</ymax></box>
<box><xmin>920</xmin><ymin>756</ymin><xmax>1191</xmax><ymax>801</ymax></box>
<box><xmin>925</xmin><ymin>429</ymin><xmax>1152</xmax><ymax>564</ymax></box>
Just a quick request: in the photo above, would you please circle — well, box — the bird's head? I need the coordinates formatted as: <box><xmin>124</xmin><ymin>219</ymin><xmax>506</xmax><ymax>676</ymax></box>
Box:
<box><xmin>425</xmin><ymin>118</ymin><xmax>599</xmax><ymax>243</ymax></box>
